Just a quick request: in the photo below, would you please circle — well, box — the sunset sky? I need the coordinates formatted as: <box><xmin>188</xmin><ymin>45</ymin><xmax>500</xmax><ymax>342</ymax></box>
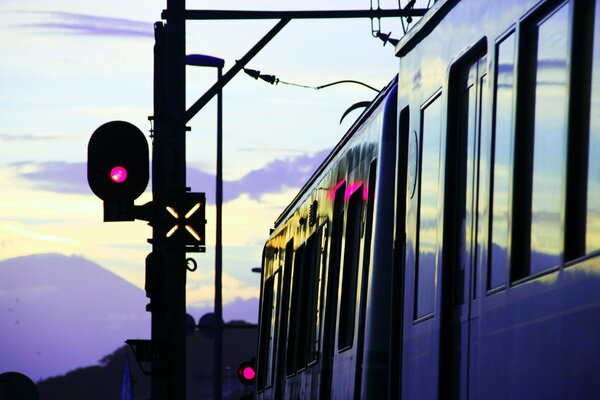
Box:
<box><xmin>0</xmin><ymin>0</ymin><xmax>427</xmax><ymax>310</ymax></box>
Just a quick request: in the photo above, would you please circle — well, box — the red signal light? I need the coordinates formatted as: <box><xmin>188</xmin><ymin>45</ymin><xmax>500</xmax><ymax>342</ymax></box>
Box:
<box><xmin>241</xmin><ymin>365</ymin><xmax>256</xmax><ymax>381</ymax></box>
<box><xmin>110</xmin><ymin>166</ymin><xmax>128</xmax><ymax>183</ymax></box>
<box><xmin>237</xmin><ymin>359</ymin><xmax>256</xmax><ymax>385</ymax></box>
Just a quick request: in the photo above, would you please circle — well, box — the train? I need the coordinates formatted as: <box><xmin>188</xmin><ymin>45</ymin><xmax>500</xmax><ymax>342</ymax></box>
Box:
<box><xmin>253</xmin><ymin>0</ymin><xmax>600</xmax><ymax>398</ymax></box>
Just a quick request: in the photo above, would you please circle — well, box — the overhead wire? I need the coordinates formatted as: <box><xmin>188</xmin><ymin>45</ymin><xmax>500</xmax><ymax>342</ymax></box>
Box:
<box><xmin>243</xmin><ymin>68</ymin><xmax>379</xmax><ymax>92</ymax></box>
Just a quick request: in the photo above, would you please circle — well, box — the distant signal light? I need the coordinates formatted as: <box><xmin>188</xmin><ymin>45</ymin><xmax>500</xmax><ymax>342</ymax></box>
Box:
<box><xmin>241</xmin><ymin>365</ymin><xmax>256</xmax><ymax>381</ymax></box>
<box><xmin>237</xmin><ymin>359</ymin><xmax>256</xmax><ymax>385</ymax></box>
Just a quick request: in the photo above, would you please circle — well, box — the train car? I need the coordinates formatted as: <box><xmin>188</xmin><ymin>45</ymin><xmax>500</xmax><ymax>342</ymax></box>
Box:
<box><xmin>255</xmin><ymin>0</ymin><xmax>600</xmax><ymax>398</ymax></box>
<box><xmin>254</xmin><ymin>75</ymin><xmax>398</xmax><ymax>399</ymax></box>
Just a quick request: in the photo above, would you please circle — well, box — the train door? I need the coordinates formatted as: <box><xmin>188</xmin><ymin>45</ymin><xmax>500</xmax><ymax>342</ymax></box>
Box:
<box><xmin>401</xmin><ymin>88</ymin><xmax>444</xmax><ymax>400</ymax></box>
<box><xmin>389</xmin><ymin>106</ymin><xmax>409</xmax><ymax>399</ymax></box>
<box><xmin>439</xmin><ymin>52</ymin><xmax>487</xmax><ymax>399</ymax></box>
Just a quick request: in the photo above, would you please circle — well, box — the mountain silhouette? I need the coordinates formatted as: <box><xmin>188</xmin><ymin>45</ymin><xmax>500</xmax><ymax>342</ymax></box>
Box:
<box><xmin>0</xmin><ymin>253</ymin><xmax>258</xmax><ymax>382</ymax></box>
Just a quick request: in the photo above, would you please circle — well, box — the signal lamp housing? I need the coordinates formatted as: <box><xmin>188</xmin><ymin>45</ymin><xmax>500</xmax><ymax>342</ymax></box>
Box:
<box><xmin>87</xmin><ymin>120</ymin><xmax>149</xmax><ymax>203</ymax></box>
<box><xmin>87</xmin><ymin>121</ymin><xmax>149</xmax><ymax>221</ymax></box>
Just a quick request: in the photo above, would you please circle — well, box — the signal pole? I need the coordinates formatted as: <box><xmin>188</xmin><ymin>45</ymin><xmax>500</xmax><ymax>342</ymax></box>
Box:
<box><xmin>151</xmin><ymin>0</ymin><xmax>187</xmax><ymax>398</ymax></box>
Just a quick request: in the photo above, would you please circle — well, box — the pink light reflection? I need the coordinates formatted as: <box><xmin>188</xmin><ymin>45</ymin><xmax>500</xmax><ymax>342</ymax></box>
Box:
<box><xmin>328</xmin><ymin>179</ymin><xmax>347</xmax><ymax>201</ymax></box>
<box><xmin>345</xmin><ymin>181</ymin><xmax>364</xmax><ymax>200</ymax></box>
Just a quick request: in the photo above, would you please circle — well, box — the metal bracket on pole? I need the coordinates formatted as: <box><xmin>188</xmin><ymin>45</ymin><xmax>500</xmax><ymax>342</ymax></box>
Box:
<box><xmin>171</xmin><ymin>8</ymin><xmax>429</xmax><ymax>128</ymax></box>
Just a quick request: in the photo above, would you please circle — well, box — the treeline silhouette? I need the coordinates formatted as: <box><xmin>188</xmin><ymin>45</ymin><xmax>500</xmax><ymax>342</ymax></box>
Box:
<box><xmin>37</xmin><ymin>321</ymin><xmax>257</xmax><ymax>400</ymax></box>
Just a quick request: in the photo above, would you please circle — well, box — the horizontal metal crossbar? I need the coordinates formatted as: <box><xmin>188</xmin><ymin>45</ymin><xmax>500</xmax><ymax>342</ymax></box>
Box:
<box><xmin>162</xmin><ymin>8</ymin><xmax>428</xmax><ymax>21</ymax></box>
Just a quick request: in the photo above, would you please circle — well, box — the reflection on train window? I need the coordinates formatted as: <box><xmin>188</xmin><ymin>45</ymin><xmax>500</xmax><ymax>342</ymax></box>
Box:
<box><xmin>338</xmin><ymin>185</ymin><xmax>363</xmax><ymax>350</ymax></box>
<box><xmin>286</xmin><ymin>243</ymin><xmax>304</xmax><ymax>375</ymax></box>
<box><xmin>528</xmin><ymin>3</ymin><xmax>569</xmax><ymax>275</ymax></box>
<box><xmin>279</xmin><ymin>239</ymin><xmax>293</xmax><ymax>381</ymax></box>
<box><xmin>476</xmin><ymin>72</ymin><xmax>489</xmax><ymax>299</ymax></box>
<box><xmin>269</xmin><ymin>272</ymin><xmax>280</xmax><ymax>383</ymax></box>
<box><xmin>415</xmin><ymin>93</ymin><xmax>442</xmax><ymax>320</ymax></box>
<box><xmin>257</xmin><ymin>270</ymin><xmax>279</xmax><ymax>389</ymax></box>
<box><xmin>489</xmin><ymin>31</ymin><xmax>515</xmax><ymax>290</ymax></box>
<box><xmin>321</xmin><ymin>183</ymin><xmax>345</xmax><ymax>378</ymax></box>
<box><xmin>298</xmin><ymin>233</ymin><xmax>315</xmax><ymax>368</ymax></box>
<box><xmin>587</xmin><ymin>2</ymin><xmax>600</xmax><ymax>254</ymax></box>
<box><xmin>512</xmin><ymin>2</ymin><xmax>570</xmax><ymax>280</ymax></box>
<box><xmin>329</xmin><ymin>182</ymin><xmax>346</xmax><ymax>288</ymax></box>
<box><xmin>307</xmin><ymin>225</ymin><xmax>327</xmax><ymax>365</ymax></box>
<box><xmin>285</xmin><ymin>226</ymin><xmax>325</xmax><ymax>374</ymax></box>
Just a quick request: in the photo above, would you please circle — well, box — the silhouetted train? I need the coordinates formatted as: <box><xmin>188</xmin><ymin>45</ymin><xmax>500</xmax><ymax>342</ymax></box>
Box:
<box><xmin>254</xmin><ymin>0</ymin><xmax>600</xmax><ymax>398</ymax></box>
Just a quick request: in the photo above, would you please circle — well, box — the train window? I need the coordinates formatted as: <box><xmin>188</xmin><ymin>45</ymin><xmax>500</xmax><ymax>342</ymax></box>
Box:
<box><xmin>320</xmin><ymin>183</ymin><xmax>345</xmax><ymax>393</ymax></box>
<box><xmin>338</xmin><ymin>184</ymin><xmax>363</xmax><ymax>350</ymax></box>
<box><xmin>276</xmin><ymin>239</ymin><xmax>293</xmax><ymax>387</ymax></box>
<box><xmin>303</xmin><ymin>229</ymin><xmax>321</xmax><ymax>366</ymax></box>
<box><xmin>269</xmin><ymin>272</ymin><xmax>281</xmax><ymax>383</ymax></box>
<box><xmin>354</xmin><ymin>159</ymin><xmax>377</xmax><ymax>363</ymax></box>
<box><xmin>513</xmin><ymin>1</ymin><xmax>570</xmax><ymax>279</ymax></box>
<box><xmin>286</xmin><ymin>243</ymin><xmax>304</xmax><ymax>375</ymax></box>
<box><xmin>489</xmin><ymin>31</ymin><xmax>516</xmax><ymax>290</ymax></box>
<box><xmin>476</xmin><ymin>69</ymin><xmax>489</xmax><ymax>299</ymax></box>
<box><xmin>285</xmin><ymin>226</ymin><xmax>325</xmax><ymax>374</ymax></box>
<box><xmin>330</xmin><ymin>182</ymin><xmax>346</xmax><ymax>275</ymax></box>
<box><xmin>587</xmin><ymin>3</ymin><xmax>600</xmax><ymax>254</ymax></box>
<box><xmin>257</xmin><ymin>271</ymin><xmax>279</xmax><ymax>389</ymax></box>
<box><xmin>528</xmin><ymin>3</ymin><xmax>569</xmax><ymax>274</ymax></box>
<box><xmin>415</xmin><ymin>93</ymin><xmax>443</xmax><ymax>320</ymax></box>
<box><xmin>308</xmin><ymin>222</ymin><xmax>328</xmax><ymax>365</ymax></box>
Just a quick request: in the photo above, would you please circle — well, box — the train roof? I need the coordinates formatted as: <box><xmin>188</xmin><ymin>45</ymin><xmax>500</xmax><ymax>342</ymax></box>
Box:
<box><xmin>272</xmin><ymin>75</ymin><xmax>398</xmax><ymax>229</ymax></box>
<box><xmin>395</xmin><ymin>0</ymin><xmax>458</xmax><ymax>57</ymax></box>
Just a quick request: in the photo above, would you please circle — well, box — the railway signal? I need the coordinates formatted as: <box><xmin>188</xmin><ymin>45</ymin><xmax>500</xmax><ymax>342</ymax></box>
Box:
<box><xmin>237</xmin><ymin>359</ymin><xmax>256</xmax><ymax>385</ymax></box>
<box><xmin>87</xmin><ymin>121</ymin><xmax>149</xmax><ymax>221</ymax></box>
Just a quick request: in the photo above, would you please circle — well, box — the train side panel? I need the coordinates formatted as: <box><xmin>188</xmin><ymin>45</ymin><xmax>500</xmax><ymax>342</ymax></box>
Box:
<box><xmin>398</xmin><ymin>0</ymin><xmax>600</xmax><ymax>398</ymax></box>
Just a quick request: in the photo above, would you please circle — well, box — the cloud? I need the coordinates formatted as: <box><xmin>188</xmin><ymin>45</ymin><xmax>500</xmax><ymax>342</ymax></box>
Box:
<box><xmin>0</xmin><ymin>133</ymin><xmax>60</xmax><ymax>142</ymax></box>
<box><xmin>10</xmin><ymin>161</ymin><xmax>90</xmax><ymax>195</ymax></box>
<box><xmin>228</xmin><ymin>150</ymin><xmax>330</xmax><ymax>201</ymax></box>
<box><xmin>8</xmin><ymin>149</ymin><xmax>330</xmax><ymax>203</ymax></box>
<box><xmin>187</xmin><ymin>149</ymin><xmax>330</xmax><ymax>203</ymax></box>
<box><xmin>16</xmin><ymin>11</ymin><xmax>153</xmax><ymax>38</ymax></box>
